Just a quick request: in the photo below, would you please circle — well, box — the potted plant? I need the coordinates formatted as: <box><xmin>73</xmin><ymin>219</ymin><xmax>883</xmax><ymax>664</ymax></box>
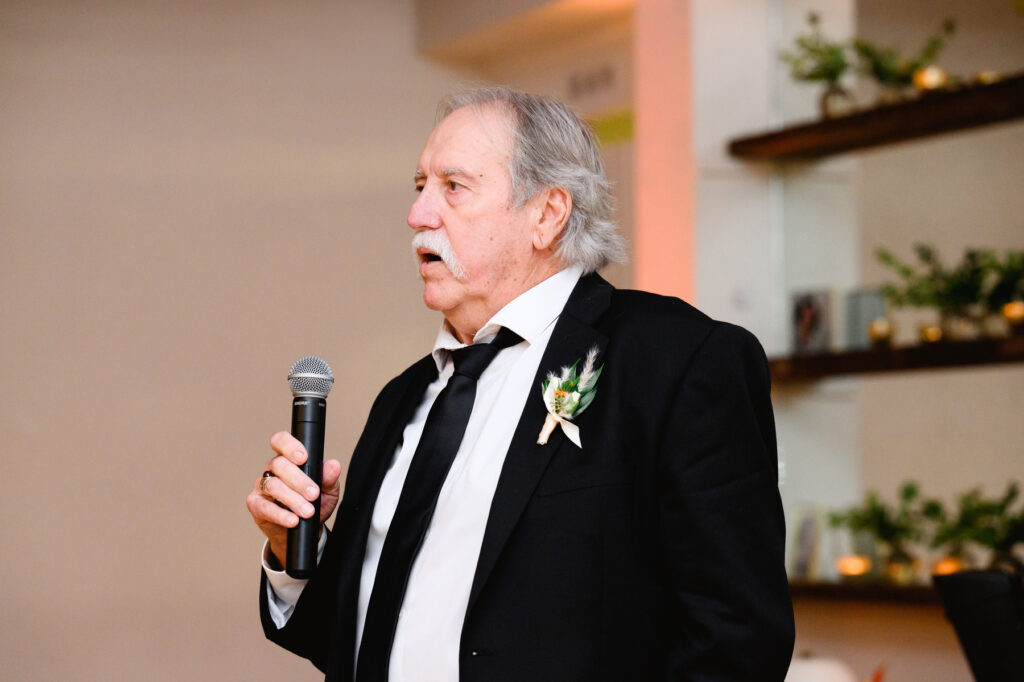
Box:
<box><xmin>830</xmin><ymin>482</ymin><xmax>924</xmax><ymax>584</ymax></box>
<box><xmin>876</xmin><ymin>245</ymin><xmax>991</xmax><ymax>340</ymax></box>
<box><xmin>964</xmin><ymin>483</ymin><xmax>1024</xmax><ymax>574</ymax></box>
<box><xmin>780</xmin><ymin>13</ymin><xmax>853</xmax><ymax>118</ymax></box>
<box><xmin>985</xmin><ymin>250</ymin><xmax>1024</xmax><ymax>335</ymax></box>
<box><xmin>923</xmin><ymin>490</ymin><xmax>988</xmax><ymax>574</ymax></box>
<box><xmin>853</xmin><ymin>19</ymin><xmax>956</xmax><ymax>103</ymax></box>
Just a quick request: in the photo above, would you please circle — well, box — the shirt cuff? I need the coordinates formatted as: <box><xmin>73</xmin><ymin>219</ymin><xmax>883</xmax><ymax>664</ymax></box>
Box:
<box><xmin>262</xmin><ymin>529</ymin><xmax>329</xmax><ymax>629</ymax></box>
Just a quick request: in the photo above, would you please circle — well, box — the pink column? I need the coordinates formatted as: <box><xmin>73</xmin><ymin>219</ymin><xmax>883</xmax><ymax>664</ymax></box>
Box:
<box><xmin>633</xmin><ymin>0</ymin><xmax>695</xmax><ymax>302</ymax></box>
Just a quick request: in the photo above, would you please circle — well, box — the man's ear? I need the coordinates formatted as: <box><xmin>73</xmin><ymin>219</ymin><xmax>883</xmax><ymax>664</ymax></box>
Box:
<box><xmin>532</xmin><ymin>187</ymin><xmax>572</xmax><ymax>252</ymax></box>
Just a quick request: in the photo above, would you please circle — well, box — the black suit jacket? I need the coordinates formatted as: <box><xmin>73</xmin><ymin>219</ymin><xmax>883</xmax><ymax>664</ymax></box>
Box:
<box><xmin>261</xmin><ymin>273</ymin><xmax>795</xmax><ymax>681</ymax></box>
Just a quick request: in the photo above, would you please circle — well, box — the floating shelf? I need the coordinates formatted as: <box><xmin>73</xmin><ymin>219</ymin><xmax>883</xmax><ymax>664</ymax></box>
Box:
<box><xmin>769</xmin><ymin>336</ymin><xmax>1024</xmax><ymax>383</ymax></box>
<box><xmin>729</xmin><ymin>73</ymin><xmax>1024</xmax><ymax>160</ymax></box>
<box><xmin>790</xmin><ymin>580</ymin><xmax>939</xmax><ymax>605</ymax></box>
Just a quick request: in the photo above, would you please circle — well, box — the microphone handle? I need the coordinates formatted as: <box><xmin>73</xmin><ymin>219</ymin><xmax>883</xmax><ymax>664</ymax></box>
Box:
<box><xmin>286</xmin><ymin>396</ymin><xmax>326</xmax><ymax>578</ymax></box>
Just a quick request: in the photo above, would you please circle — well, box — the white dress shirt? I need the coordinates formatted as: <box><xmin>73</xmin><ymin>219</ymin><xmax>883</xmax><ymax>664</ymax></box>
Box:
<box><xmin>263</xmin><ymin>265</ymin><xmax>583</xmax><ymax>681</ymax></box>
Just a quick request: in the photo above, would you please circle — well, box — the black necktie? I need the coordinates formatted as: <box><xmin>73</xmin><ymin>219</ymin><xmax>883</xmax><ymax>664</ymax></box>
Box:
<box><xmin>356</xmin><ymin>326</ymin><xmax>523</xmax><ymax>681</ymax></box>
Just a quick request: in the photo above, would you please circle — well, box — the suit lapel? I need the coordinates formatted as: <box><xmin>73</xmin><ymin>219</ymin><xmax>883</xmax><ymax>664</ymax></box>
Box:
<box><xmin>465</xmin><ymin>273</ymin><xmax>613</xmax><ymax>617</ymax></box>
<box><xmin>344</xmin><ymin>356</ymin><xmax>438</xmax><ymax>542</ymax></box>
<box><xmin>333</xmin><ymin>357</ymin><xmax>438</xmax><ymax>627</ymax></box>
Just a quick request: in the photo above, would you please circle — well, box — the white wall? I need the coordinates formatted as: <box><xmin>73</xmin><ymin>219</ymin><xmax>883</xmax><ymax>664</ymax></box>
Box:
<box><xmin>689</xmin><ymin>1</ymin><xmax>1021</xmax><ymax>679</ymax></box>
<box><xmin>689</xmin><ymin>0</ymin><xmax>864</xmax><ymax>577</ymax></box>
<box><xmin>856</xmin><ymin>0</ymin><xmax>1024</xmax><ymax>508</ymax></box>
<box><xmin>788</xmin><ymin>0</ymin><xmax>1023</xmax><ymax>678</ymax></box>
<box><xmin>0</xmin><ymin>1</ymin><xmax>461</xmax><ymax>679</ymax></box>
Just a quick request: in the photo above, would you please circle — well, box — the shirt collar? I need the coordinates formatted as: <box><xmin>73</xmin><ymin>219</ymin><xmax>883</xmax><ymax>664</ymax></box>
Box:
<box><xmin>430</xmin><ymin>265</ymin><xmax>584</xmax><ymax>372</ymax></box>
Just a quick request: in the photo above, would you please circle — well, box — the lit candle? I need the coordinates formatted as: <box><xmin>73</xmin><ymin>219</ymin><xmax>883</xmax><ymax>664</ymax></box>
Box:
<box><xmin>932</xmin><ymin>556</ymin><xmax>964</xmax><ymax>576</ymax></box>
<box><xmin>913</xmin><ymin>65</ymin><xmax>948</xmax><ymax>91</ymax></box>
<box><xmin>835</xmin><ymin>555</ymin><xmax>872</xmax><ymax>577</ymax></box>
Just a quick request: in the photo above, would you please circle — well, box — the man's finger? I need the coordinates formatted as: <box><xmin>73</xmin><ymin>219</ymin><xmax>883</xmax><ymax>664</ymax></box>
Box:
<box><xmin>248</xmin><ymin>491</ymin><xmax>300</xmax><ymax>528</ymax></box>
<box><xmin>251</xmin><ymin>491</ymin><xmax>299</xmax><ymax>528</ymax></box>
<box><xmin>269</xmin><ymin>454</ymin><xmax>320</xmax><ymax>502</ymax></box>
<box><xmin>260</xmin><ymin>474</ymin><xmax>316</xmax><ymax>519</ymax></box>
<box><xmin>269</xmin><ymin>431</ymin><xmax>308</xmax><ymax>464</ymax></box>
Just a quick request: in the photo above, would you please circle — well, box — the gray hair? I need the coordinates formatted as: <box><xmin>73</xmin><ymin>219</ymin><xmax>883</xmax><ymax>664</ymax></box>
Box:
<box><xmin>439</xmin><ymin>87</ymin><xmax>626</xmax><ymax>274</ymax></box>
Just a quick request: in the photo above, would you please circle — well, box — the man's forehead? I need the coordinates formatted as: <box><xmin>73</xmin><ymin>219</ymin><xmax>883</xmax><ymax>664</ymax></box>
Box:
<box><xmin>416</xmin><ymin>104</ymin><xmax>512</xmax><ymax>171</ymax></box>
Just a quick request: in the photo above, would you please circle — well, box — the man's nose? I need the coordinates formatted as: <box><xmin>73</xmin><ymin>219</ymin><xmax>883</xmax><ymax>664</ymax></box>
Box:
<box><xmin>407</xmin><ymin>186</ymin><xmax>442</xmax><ymax>231</ymax></box>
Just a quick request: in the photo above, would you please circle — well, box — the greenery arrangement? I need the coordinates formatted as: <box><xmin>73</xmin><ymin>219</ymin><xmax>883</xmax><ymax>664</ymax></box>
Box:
<box><xmin>852</xmin><ymin>19</ymin><xmax>956</xmax><ymax>94</ymax></box>
<box><xmin>781</xmin><ymin>13</ymin><xmax>959</xmax><ymax>113</ymax></box>
<box><xmin>924</xmin><ymin>484</ymin><xmax>1024</xmax><ymax>572</ymax></box>
<box><xmin>876</xmin><ymin>244</ymin><xmax>1024</xmax><ymax>319</ymax></box>
<box><xmin>780</xmin><ymin>13</ymin><xmax>853</xmax><ymax>117</ymax></box>
<box><xmin>985</xmin><ymin>250</ymin><xmax>1024</xmax><ymax>311</ymax></box>
<box><xmin>832</xmin><ymin>480</ymin><xmax>1024</xmax><ymax>577</ymax></box>
<box><xmin>830</xmin><ymin>482</ymin><xmax>922</xmax><ymax>564</ymax></box>
<box><xmin>923</xmin><ymin>489</ymin><xmax>992</xmax><ymax>563</ymax></box>
<box><xmin>780</xmin><ymin>13</ymin><xmax>849</xmax><ymax>87</ymax></box>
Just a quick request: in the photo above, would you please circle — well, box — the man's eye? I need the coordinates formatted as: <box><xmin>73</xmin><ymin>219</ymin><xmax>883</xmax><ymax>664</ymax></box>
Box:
<box><xmin>414</xmin><ymin>185</ymin><xmax>424</xmax><ymax>193</ymax></box>
<box><xmin>447</xmin><ymin>180</ymin><xmax>461</xmax><ymax>192</ymax></box>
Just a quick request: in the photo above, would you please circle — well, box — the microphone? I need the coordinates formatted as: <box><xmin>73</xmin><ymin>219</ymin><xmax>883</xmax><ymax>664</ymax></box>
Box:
<box><xmin>286</xmin><ymin>355</ymin><xmax>334</xmax><ymax>579</ymax></box>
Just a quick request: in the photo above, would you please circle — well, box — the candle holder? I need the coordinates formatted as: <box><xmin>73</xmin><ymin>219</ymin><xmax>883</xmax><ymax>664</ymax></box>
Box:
<box><xmin>867</xmin><ymin>317</ymin><xmax>893</xmax><ymax>349</ymax></box>
<box><xmin>919</xmin><ymin>323</ymin><xmax>943</xmax><ymax>344</ymax></box>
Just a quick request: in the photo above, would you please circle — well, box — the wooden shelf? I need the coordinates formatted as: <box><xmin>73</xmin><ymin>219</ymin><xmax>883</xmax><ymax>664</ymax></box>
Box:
<box><xmin>729</xmin><ymin>73</ymin><xmax>1024</xmax><ymax>160</ymax></box>
<box><xmin>770</xmin><ymin>336</ymin><xmax>1024</xmax><ymax>383</ymax></box>
<box><xmin>790</xmin><ymin>580</ymin><xmax>939</xmax><ymax>604</ymax></box>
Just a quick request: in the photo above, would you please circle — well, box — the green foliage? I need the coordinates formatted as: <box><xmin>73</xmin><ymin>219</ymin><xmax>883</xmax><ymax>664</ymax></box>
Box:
<box><xmin>781</xmin><ymin>13</ymin><xmax>849</xmax><ymax>85</ymax></box>
<box><xmin>852</xmin><ymin>19</ymin><xmax>956</xmax><ymax>89</ymax></box>
<box><xmin>923</xmin><ymin>489</ymin><xmax>993</xmax><ymax>553</ymax></box>
<box><xmin>875</xmin><ymin>244</ymin><xmax>1018</xmax><ymax>313</ymax></box>
<box><xmin>541</xmin><ymin>357</ymin><xmax>601</xmax><ymax>418</ymax></box>
<box><xmin>961</xmin><ymin>483</ymin><xmax>1024</xmax><ymax>555</ymax></box>
<box><xmin>863</xmin><ymin>482</ymin><xmax>1024</xmax><ymax>569</ymax></box>
<box><xmin>986</xmin><ymin>250</ymin><xmax>1024</xmax><ymax>309</ymax></box>
<box><xmin>830</xmin><ymin>482</ymin><xmax>923</xmax><ymax>559</ymax></box>
<box><xmin>877</xmin><ymin>245</ymin><xmax>940</xmax><ymax>308</ymax></box>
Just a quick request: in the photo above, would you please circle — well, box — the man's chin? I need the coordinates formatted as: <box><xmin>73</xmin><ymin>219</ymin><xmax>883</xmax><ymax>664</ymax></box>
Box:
<box><xmin>420</xmin><ymin>281</ymin><xmax>455</xmax><ymax>312</ymax></box>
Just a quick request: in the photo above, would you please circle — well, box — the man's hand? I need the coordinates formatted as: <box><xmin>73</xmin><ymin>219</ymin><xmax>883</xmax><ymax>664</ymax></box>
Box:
<box><xmin>246</xmin><ymin>431</ymin><xmax>343</xmax><ymax>568</ymax></box>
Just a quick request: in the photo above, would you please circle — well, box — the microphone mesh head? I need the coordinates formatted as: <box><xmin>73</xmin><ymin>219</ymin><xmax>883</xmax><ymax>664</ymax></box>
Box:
<box><xmin>288</xmin><ymin>356</ymin><xmax>334</xmax><ymax>398</ymax></box>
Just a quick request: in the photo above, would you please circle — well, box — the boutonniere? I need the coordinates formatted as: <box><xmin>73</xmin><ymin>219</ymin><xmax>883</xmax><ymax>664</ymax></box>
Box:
<box><xmin>537</xmin><ymin>346</ymin><xmax>603</xmax><ymax>448</ymax></box>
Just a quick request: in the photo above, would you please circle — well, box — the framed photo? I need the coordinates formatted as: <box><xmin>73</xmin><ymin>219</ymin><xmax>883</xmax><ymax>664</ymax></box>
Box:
<box><xmin>792</xmin><ymin>290</ymin><xmax>831</xmax><ymax>354</ymax></box>
<box><xmin>787</xmin><ymin>505</ymin><xmax>822</xmax><ymax>580</ymax></box>
<box><xmin>845</xmin><ymin>288</ymin><xmax>886</xmax><ymax>350</ymax></box>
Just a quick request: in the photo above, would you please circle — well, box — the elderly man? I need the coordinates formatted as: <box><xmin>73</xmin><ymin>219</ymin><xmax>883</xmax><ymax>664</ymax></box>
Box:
<box><xmin>247</xmin><ymin>87</ymin><xmax>794</xmax><ymax>681</ymax></box>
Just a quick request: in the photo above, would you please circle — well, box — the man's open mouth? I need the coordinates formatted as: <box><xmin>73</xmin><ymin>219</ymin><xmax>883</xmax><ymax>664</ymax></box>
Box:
<box><xmin>418</xmin><ymin>249</ymin><xmax>443</xmax><ymax>264</ymax></box>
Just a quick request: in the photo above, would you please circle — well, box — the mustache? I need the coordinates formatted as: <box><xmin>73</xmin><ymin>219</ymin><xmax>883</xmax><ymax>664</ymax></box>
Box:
<box><xmin>411</xmin><ymin>230</ymin><xmax>468</xmax><ymax>281</ymax></box>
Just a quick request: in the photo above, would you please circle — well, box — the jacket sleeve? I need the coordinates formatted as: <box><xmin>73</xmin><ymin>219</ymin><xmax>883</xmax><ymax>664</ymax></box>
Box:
<box><xmin>657</xmin><ymin>322</ymin><xmax>794</xmax><ymax>681</ymax></box>
<box><xmin>257</xmin><ymin>369</ymin><xmax>413</xmax><ymax>674</ymax></box>
<box><xmin>259</xmin><ymin>528</ymin><xmax>339</xmax><ymax>672</ymax></box>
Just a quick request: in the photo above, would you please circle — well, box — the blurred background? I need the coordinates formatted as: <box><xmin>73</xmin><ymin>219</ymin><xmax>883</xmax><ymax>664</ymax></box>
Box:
<box><xmin>1</xmin><ymin>1</ymin><xmax>1022</xmax><ymax>680</ymax></box>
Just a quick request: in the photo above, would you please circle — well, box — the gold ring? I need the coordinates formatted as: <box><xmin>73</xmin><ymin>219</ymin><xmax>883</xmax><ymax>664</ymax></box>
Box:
<box><xmin>259</xmin><ymin>470</ymin><xmax>274</xmax><ymax>494</ymax></box>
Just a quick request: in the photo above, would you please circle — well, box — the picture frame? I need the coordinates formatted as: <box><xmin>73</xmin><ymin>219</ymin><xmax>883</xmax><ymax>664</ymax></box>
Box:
<box><xmin>792</xmin><ymin>290</ymin><xmax>832</xmax><ymax>354</ymax></box>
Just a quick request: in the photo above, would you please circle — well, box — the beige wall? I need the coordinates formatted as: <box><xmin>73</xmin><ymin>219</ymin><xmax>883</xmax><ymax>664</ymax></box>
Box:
<box><xmin>4</xmin><ymin>1</ymin><xmax>1019</xmax><ymax>680</ymax></box>
<box><xmin>0</xmin><ymin>1</ymin><xmax>462</xmax><ymax>679</ymax></box>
